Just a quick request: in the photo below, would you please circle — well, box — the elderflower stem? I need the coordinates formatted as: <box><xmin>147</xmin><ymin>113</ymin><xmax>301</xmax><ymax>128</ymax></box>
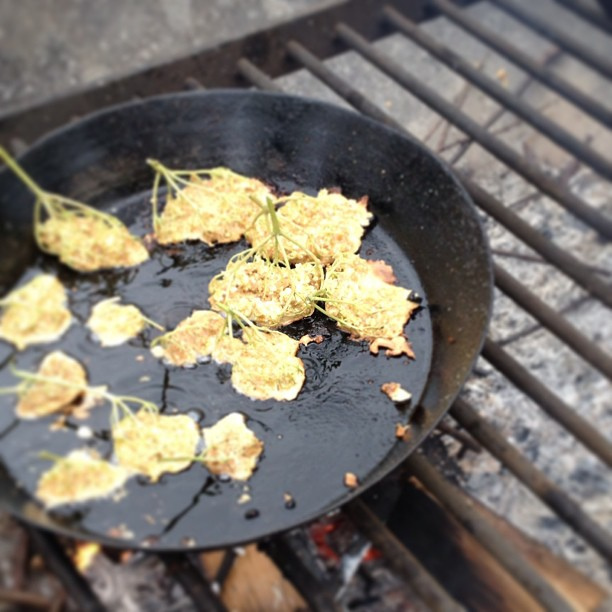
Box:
<box><xmin>141</xmin><ymin>315</ymin><xmax>165</xmax><ymax>332</ymax></box>
<box><xmin>151</xmin><ymin>170</ymin><xmax>162</xmax><ymax>230</ymax></box>
<box><xmin>38</xmin><ymin>451</ymin><xmax>64</xmax><ymax>463</ymax></box>
<box><xmin>0</xmin><ymin>147</ymin><xmax>46</xmax><ymax>199</ymax></box>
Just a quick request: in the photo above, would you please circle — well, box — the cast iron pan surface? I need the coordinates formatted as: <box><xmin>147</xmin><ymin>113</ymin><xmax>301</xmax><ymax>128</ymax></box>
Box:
<box><xmin>0</xmin><ymin>91</ymin><xmax>492</xmax><ymax>550</ymax></box>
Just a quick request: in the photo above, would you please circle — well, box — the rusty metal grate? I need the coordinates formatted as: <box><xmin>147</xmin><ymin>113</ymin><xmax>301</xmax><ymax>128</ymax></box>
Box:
<box><xmin>1</xmin><ymin>0</ymin><xmax>611</xmax><ymax>610</ymax></box>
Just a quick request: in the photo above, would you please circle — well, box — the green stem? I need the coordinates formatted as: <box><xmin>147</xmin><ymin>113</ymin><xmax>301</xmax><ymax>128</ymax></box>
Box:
<box><xmin>141</xmin><ymin>314</ymin><xmax>165</xmax><ymax>332</ymax></box>
<box><xmin>151</xmin><ymin>170</ymin><xmax>161</xmax><ymax>229</ymax></box>
<box><xmin>0</xmin><ymin>147</ymin><xmax>46</xmax><ymax>198</ymax></box>
<box><xmin>38</xmin><ymin>451</ymin><xmax>64</xmax><ymax>463</ymax></box>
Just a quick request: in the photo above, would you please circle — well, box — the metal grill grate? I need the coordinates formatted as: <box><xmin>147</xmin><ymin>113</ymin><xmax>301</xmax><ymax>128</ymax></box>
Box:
<box><xmin>1</xmin><ymin>1</ymin><xmax>611</xmax><ymax>610</ymax></box>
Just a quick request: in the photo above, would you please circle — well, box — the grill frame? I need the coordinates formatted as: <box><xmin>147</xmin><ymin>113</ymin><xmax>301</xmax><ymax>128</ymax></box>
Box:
<box><xmin>1</xmin><ymin>0</ymin><xmax>611</xmax><ymax>609</ymax></box>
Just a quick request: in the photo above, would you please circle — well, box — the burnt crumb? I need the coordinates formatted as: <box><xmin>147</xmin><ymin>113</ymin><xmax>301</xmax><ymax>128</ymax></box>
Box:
<box><xmin>344</xmin><ymin>472</ymin><xmax>359</xmax><ymax>488</ymax></box>
<box><xmin>244</xmin><ymin>509</ymin><xmax>260</xmax><ymax>520</ymax></box>
<box><xmin>284</xmin><ymin>492</ymin><xmax>296</xmax><ymax>509</ymax></box>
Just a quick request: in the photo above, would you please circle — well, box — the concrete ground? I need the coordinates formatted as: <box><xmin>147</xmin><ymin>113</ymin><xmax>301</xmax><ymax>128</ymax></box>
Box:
<box><xmin>0</xmin><ymin>0</ymin><xmax>338</xmax><ymax>113</ymax></box>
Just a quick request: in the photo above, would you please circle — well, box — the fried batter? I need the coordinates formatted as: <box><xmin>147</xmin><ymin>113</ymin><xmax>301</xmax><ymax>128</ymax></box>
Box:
<box><xmin>201</xmin><ymin>412</ymin><xmax>263</xmax><ymax>481</ymax></box>
<box><xmin>150</xmin><ymin>310</ymin><xmax>226</xmax><ymax>367</ymax></box>
<box><xmin>208</xmin><ymin>258</ymin><xmax>320</xmax><ymax>327</ymax></box>
<box><xmin>230</xmin><ymin>329</ymin><xmax>305</xmax><ymax>401</ymax></box>
<box><xmin>87</xmin><ymin>298</ymin><xmax>151</xmax><ymax>347</ymax></box>
<box><xmin>323</xmin><ymin>254</ymin><xmax>419</xmax><ymax>354</ymax></box>
<box><xmin>38</xmin><ymin>215</ymin><xmax>148</xmax><ymax>272</ymax></box>
<box><xmin>0</xmin><ymin>275</ymin><xmax>71</xmax><ymax>350</ymax></box>
<box><xmin>245</xmin><ymin>189</ymin><xmax>372</xmax><ymax>265</ymax></box>
<box><xmin>113</xmin><ymin>410</ymin><xmax>200</xmax><ymax>482</ymax></box>
<box><xmin>154</xmin><ymin>169</ymin><xmax>271</xmax><ymax>245</ymax></box>
<box><xmin>16</xmin><ymin>351</ymin><xmax>87</xmax><ymax>419</ymax></box>
<box><xmin>381</xmin><ymin>382</ymin><xmax>412</xmax><ymax>404</ymax></box>
<box><xmin>36</xmin><ymin>450</ymin><xmax>130</xmax><ymax>508</ymax></box>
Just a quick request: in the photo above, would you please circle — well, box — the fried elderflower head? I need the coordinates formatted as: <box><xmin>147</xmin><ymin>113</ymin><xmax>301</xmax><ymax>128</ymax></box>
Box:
<box><xmin>201</xmin><ymin>412</ymin><xmax>263</xmax><ymax>481</ymax></box>
<box><xmin>37</xmin><ymin>212</ymin><xmax>149</xmax><ymax>273</ymax></box>
<box><xmin>0</xmin><ymin>148</ymin><xmax>149</xmax><ymax>273</ymax></box>
<box><xmin>36</xmin><ymin>449</ymin><xmax>130</xmax><ymax>508</ymax></box>
<box><xmin>245</xmin><ymin>188</ymin><xmax>372</xmax><ymax>265</ymax></box>
<box><xmin>149</xmin><ymin>161</ymin><xmax>272</xmax><ymax>245</ymax></box>
<box><xmin>230</xmin><ymin>328</ymin><xmax>305</xmax><ymax>401</ymax></box>
<box><xmin>112</xmin><ymin>410</ymin><xmax>200</xmax><ymax>482</ymax></box>
<box><xmin>150</xmin><ymin>310</ymin><xmax>226</xmax><ymax>367</ymax></box>
<box><xmin>322</xmin><ymin>254</ymin><xmax>419</xmax><ymax>355</ymax></box>
<box><xmin>0</xmin><ymin>275</ymin><xmax>71</xmax><ymax>350</ymax></box>
<box><xmin>87</xmin><ymin>297</ymin><xmax>162</xmax><ymax>347</ymax></box>
<box><xmin>208</xmin><ymin>258</ymin><xmax>321</xmax><ymax>328</ymax></box>
<box><xmin>14</xmin><ymin>351</ymin><xmax>88</xmax><ymax>419</ymax></box>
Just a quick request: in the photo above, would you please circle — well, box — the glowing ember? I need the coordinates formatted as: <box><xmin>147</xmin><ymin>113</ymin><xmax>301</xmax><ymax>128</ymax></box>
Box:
<box><xmin>73</xmin><ymin>541</ymin><xmax>102</xmax><ymax>573</ymax></box>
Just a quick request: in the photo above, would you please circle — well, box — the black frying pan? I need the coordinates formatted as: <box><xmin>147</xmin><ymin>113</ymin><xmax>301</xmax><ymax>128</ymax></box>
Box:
<box><xmin>0</xmin><ymin>91</ymin><xmax>492</xmax><ymax>551</ymax></box>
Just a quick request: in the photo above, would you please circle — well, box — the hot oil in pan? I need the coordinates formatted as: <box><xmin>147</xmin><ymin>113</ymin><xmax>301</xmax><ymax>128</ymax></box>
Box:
<box><xmin>0</xmin><ymin>192</ymin><xmax>432</xmax><ymax>549</ymax></box>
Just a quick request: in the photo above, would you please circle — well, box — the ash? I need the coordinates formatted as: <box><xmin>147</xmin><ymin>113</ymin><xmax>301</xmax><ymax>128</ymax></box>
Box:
<box><xmin>81</xmin><ymin>552</ymin><xmax>193</xmax><ymax>612</ymax></box>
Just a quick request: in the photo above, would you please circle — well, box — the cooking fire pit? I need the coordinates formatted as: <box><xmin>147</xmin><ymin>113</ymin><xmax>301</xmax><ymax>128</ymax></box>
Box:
<box><xmin>0</xmin><ymin>0</ymin><xmax>610</xmax><ymax>610</ymax></box>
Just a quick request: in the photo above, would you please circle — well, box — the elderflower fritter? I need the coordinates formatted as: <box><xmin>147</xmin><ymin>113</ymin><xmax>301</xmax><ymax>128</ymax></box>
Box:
<box><xmin>0</xmin><ymin>275</ymin><xmax>71</xmax><ymax>350</ymax></box>
<box><xmin>208</xmin><ymin>258</ymin><xmax>321</xmax><ymax>328</ymax></box>
<box><xmin>322</xmin><ymin>254</ymin><xmax>419</xmax><ymax>356</ymax></box>
<box><xmin>201</xmin><ymin>412</ymin><xmax>263</xmax><ymax>481</ymax></box>
<box><xmin>37</xmin><ymin>213</ymin><xmax>149</xmax><ymax>272</ymax></box>
<box><xmin>0</xmin><ymin>148</ymin><xmax>149</xmax><ymax>273</ymax></box>
<box><xmin>229</xmin><ymin>329</ymin><xmax>305</xmax><ymax>401</ymax></box>
<box><xmin>36</xmin><ymin>450</ymin><xmax>130</xmax><ymax>508</ymax></box>
<box><xmin>149</xmin><ymin>162</ymin><xmax>271</xmax><ymax>245</ymax></box>
<box><xmin>112</xmin><ymin>410</ymin><xmax>200</xmax><ymax>482</ymax></box>
<box><xmin>245</xmin><ymin>188</ymin><xmax>372</xmax><ymax>265</ymax></box>
<box><xmin>150</xmin><ymin>310</ymin><xmax>226</xmax><ymax>367</ymax></box>
<box><xmin>87</xmin><ymin>297</ymin><xmax>161</xmax><ymax>347</ymax></box>
<box><xmin>15</xmin><ymin>351</ymin><xmax>88</xmax><ymax>419</ymax></box>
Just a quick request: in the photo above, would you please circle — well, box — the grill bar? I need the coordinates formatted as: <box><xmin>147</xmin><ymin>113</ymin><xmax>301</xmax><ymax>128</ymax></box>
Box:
<box><xmin>285</xmin><ymin>40</ymin><xmax>405</xmax><ymax>128</ymax></box>
<box><xmin>464</xmin><ymin>182</ymin><xmax>612</xmax><ymax>308</ymax></box>
<box><xmin>551</xmin><ymin>0</ymin><xmax>612</xmax><ymax>35</ymax></box>
<box><xmin>405</xmin><ymin>453</ymin><xmax>573</xmax><ymax>612</ymax></box>
<box><xmin>262</xmin><ymin>534</ymin><xmax>341</xmax><ymax>611</ymax></box>
<box><xmin>24</xmin><ymin>526</ymin><xmax>104</xmax><ymax>612</ymax></box>
<box><xmin>482</xmin><ymin>338</ymin><xmax>612</xmax><ymax>466</ymax></box>
<box><xmin>335</xmin><ymin>22</ymin><xmax>612</xmax><ymax>235</ymax></box>
<box><xmin>236</xmin><ymin>58</ymin><xmax>283</xmax><ymax>92</ymax></box>
<box><xmin>493</xmin><ymin>263</ymin><xmax>612</xmax><ymax>379</ymax></box>
<box><xmin>344</xmin><ymin>499</ymin><xmax>464</xmax><ymax>611</ymax></box>
<box><xmin>285</xmin><ymin>39</ymin><xmax>612</xmax><ymax>309</ymax></box>
<box><xmin>383</xmin><ymin>5</ymin><xmax>612</xmax><ymax>176</ymax></box>
<box><xmin>431</xmin><ymin>0</ymin><xmax>612</xmax><ymax>126</ymax></box>
<box><xmin>490</xmin><ymin>0</ymin><xmax>612</xmax><ymax>79</ymax></box>
<box><xmin>161</xmin><ymin>553</ymin><xmax>227</xmax><ymax>612</ymax></box>
<box><xmin>450</xmin><ymin>399</ymin><xmax>612</xmax><ymax>561</ymax></box>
